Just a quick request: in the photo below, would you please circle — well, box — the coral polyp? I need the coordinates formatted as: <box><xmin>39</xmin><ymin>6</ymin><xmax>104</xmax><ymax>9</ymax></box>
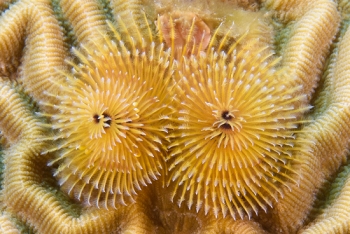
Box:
<box><xmin>167</xmin><ymin>30</ymin><xmax>311</xmax><ymax>218</ymax></box>
<box><xmin>42</xmin><ymin>22</ymin><xmax>173</xmax><ymax>208</ymax></box>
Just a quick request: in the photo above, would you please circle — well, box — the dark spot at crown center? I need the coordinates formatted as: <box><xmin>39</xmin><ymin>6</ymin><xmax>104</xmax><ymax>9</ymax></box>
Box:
<box><xmin>93</xmin><ymin>114</ymin><xmax>100</xmax><ymax>123</ymax></box>
<box><xmin>221</xmin><ymin>123</ymin><xmax>232</xmax><ymax>129</ymax></box>
<box><xmin>103</xmin><ymin>113</ymin><xmax>112</xmax><ymax>127</ymax></box>
<box><xmin>221</xmin><ymin>111</ymin><xmax>232</xmax><ymax>120</ymax></box>
<box><xmin>93</xmin><ymin>113</ymin><xmax>112</xmax><ymax>127</ymax></box>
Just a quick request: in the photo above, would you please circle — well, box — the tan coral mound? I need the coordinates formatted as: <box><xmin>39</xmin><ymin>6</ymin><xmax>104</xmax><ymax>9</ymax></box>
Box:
<box><xmin>0</xmin><ymin>0</ymin><xmax>350</xmax><ymax>233</ymax></box>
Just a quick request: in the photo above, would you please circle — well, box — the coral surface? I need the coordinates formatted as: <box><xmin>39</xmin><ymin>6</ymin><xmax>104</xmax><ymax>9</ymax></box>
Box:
<box><xmin>0</xmin><ymin>0</ymin><xmax>350</xmax><ymax>233</ymax></box>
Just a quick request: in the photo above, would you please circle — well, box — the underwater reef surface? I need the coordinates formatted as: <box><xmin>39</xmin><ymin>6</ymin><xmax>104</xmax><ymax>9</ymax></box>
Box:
<box><xmin>0</xmin><ymin>0</ymin><xmax>350</xmax><ymax>233</ymax></box>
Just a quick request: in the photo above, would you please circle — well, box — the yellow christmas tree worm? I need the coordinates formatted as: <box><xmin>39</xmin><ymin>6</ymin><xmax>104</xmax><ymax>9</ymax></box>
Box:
<box><xmin>40</xmin><ymin>19</ymin><xmax>173</xmax><ymax>208</ymax></box>
<box><xmin>166</xmin><ymin>22</ymin><xmax>311</xmax><ymax>219</ymax></box>
<box><xmin>154</xmin><ymin>0</ymin><xmax>343</xmax><ymax>230</ymax></box>
<box><xmin>0</xmin><ymin>79</ymin><xmax>153</xmax><ymax>233</ymax></box>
